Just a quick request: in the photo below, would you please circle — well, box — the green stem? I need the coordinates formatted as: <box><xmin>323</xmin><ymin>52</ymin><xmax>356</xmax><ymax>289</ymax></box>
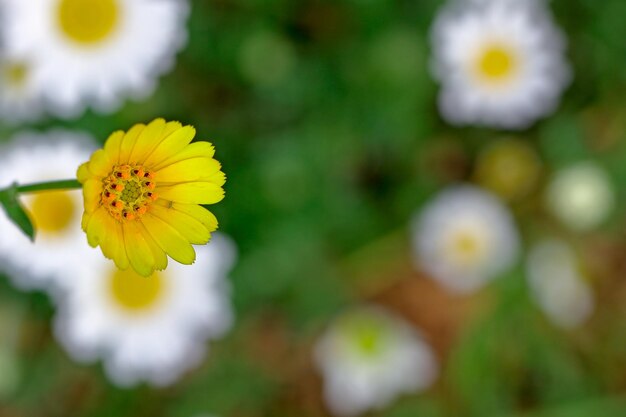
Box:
<box><xmin>12</xmin><ymin>179</ymin><xmax>81</xmax><ymax>194</ymax></box>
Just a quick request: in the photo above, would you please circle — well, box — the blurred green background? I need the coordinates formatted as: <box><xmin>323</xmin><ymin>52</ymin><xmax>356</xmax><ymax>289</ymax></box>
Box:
<box><xmin>3</xmin><ymin>0</ymin><xmax>626</xmax><ymax>416</ymax></box>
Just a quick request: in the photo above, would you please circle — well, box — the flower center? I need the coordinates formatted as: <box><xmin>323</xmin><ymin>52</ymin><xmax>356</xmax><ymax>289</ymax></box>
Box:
<box><xmin>101</xmin><ymin>164</ymin><xmax>157</xmax><ymax>222</ymax></box>
<box><xmin>343</xmin><ymin>316</ymin><xmax>389</xmax><ymax>358</ymax></box>
<box><xmin>477</xmin><ymin>45</ymin><xmax>516</xmax><ymax>81</ymax></box>
<box><xmin>447</xmin><ymin>230</ymin><xmax>487</xmax><ymax>266</ymax></box>
<box><xmin>108</xmin><ymin>267</ymin><xmax>165</xmax><ymax>312</ymax></box>
<box><xmin>57</xmin><ymin>0</ymin><xmax>119</xmax><ymax>45</ymax></box>
<box><xmin>3</xmin><ymin>62</ymin><xmax>28</xmax><ymax>88</ymax></box>
<box><xmin>28</xmin><ymin>191</ymin><xmax>76</xmax><ymax>235</ymax></box>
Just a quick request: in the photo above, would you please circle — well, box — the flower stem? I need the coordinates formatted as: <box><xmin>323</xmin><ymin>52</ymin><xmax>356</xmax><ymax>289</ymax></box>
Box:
<box><xmin>13</xmin><ymin>179</ymin><xmax>81</xmax><ymax>194</ymax></box>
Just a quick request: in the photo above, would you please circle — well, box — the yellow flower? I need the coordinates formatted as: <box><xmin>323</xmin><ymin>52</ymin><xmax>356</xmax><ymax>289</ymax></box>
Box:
<box><xmin>77</xmin><ymin>118</ymin><xmax>225</xmax><ymax>277</ymax></box>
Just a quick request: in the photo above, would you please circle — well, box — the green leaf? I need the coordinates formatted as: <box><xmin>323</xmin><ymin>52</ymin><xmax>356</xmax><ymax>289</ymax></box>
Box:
<box><xmin>0</xmin><ymin>183</ymin><xmax>35</xmax><ymax>241</ymax></box>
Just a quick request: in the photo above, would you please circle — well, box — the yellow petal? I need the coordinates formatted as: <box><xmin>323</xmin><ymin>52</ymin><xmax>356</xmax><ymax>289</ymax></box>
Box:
<box><xmin>77</xmin><ymin>162</ymin><xmax>91</xmax><ymax>183</ymax></box>
<box><xmin>155</xmin><ymin>182</ymin><xmax>224</xmax><ymax>204</ymax></box>
<box><xmin>98</xmin><ymin>212</ymin><xmax>117</xmax><ymax>260</ymax></box>
<box><xmin>143</xmin><ymin>125</ymin><xmax>196</xmax><ymax>168</ymax></box>
<box><xmin>151</xmin><ymin>141</ymin><xmax>215</xmax><ymax>171</ymax></box>
<box><xmin>162</xmin><ymin>120</ymin><xmax>183</xmax><ymax>138</ymax></box>
<box><xmin>85</xmin><ymin>208</ymin><xmax>129</xmax><ymax>270</ymax></box>
<box><xmin>137</xmin><ymin>221</ymin><xmax>168</xmax><ymax>271</ymax></box>
<box><xmin>81</xmin><ymin>211</ymin><xmax>92</xmax><ymax>232</ymax></box>
<box><xmin>155</xmin><ymin>157</ymin><xmax>221</xmax><ymax>184</ymax></box>
<box><xmin>87</xmin><ymin>149</ymin><xmax>112</xmax><ymax>178</ymax></box>
<box><xmin>168</xmin><ymin>203</ymin><xmax>219</xmax><ymax>232</ymax></box>
<box><xmin>85</xmin><ymin>206</ymin><xmax>108</xmax><ymax>248</ymax></box>
<box><xmin>103</xmin><ymin>130</ymin><xmax>125</xmax><ymax>165</ymax></box>
<box><xmin>118</xmin><ymin>123</ymin><xmax>145</xmax><ymax>164</ymax></box>
<box><xmin>123</xmin><ymin>221</ymin><xmax>156</xmax><ymax>277</ymax></box>
<box><xmin>204</xmin><ymin>170</ymin><xmax>226</xmax><ymax>186</ymax></box>
<box><xmin>110</xmin><ymin>220</ymin><xmax>130</xmax><ymax>270</ymax></box>
<box><xmin>141</xmin><ymin>213</ymin><xmax>196</xmax><ymax>265</ymax></box>
<box><xmin>128</xmin><ymin>118</ymin><xmax>166</xmax><ymax>163</ymax></box>
<box><xmin>149</xmin><ymin>204</ymin><xmax>211</xmax><ymax>245</ymax></box>
<box><xmin>83</xmin><ymin>179</ymin><xmax>102</xmax><ymax>214</ymax></box>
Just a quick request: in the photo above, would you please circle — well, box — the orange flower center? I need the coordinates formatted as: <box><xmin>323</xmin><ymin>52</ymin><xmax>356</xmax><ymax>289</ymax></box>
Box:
<box><xmin>101</xmin><ymin>164</ymin><xmax>157</xmax><ymax>222</ymax></box>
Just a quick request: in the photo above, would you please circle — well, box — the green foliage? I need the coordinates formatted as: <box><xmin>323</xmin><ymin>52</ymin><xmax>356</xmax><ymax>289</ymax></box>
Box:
<box><xmin>0</xmin><ymin>184</ymin><xmax>35</xmax><ymax>241</ymax></box>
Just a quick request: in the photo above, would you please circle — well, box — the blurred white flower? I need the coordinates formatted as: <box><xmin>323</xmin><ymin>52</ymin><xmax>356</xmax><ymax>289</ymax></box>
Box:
<box><xmin>0</xmin><ymin>56</ymin><xmax>45</xmax><ymax>124</ymax></box>
<box><xmin>412</xmin><ymin>185</ymin><xmax>520</xmax><ymax>293</ymax></box>
<box><xmin>546</xmin><ymin>162</ymin><xmax>615</xmax><ymax>232</ymax></box>
<box><xmin>0</xmin><ymin>131</ymin><xmax>96</xmax><ymax>292</ymax></box>
<box><xmin>314</xmin><ymin>306</ymin><xmax>437</xmax><ymax>417</ymax></box>
<box><xmin>53</xmin><ymin>235</ymin><xmax>235</xmax><ymax>387</ymax></box>
<box><xmin>430</xmin><ymin>0</ymin><xmax>570</xmax><ymax>129</ymax></box>
<box><xmin>1</xmin><ymin>0</ymin><xmax>189</xmax><ymax>118</ymax></box>
<box><xmin>526</xmin><ymin>239</ymin><xmax>594</xmax><ymax>329</ymax></box>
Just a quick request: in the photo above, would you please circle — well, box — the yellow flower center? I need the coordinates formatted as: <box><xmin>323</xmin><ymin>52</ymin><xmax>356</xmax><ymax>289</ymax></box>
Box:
<box><xmin>477</xmin><ymin>45</ymin><xmax>516</xmax><ymax>81</ymax></box>
<box><xmin>355</xmin><ymin>327</ymin><xmax>384</xmax><ymax>356</ymax></box>
<box><xmin>101</xmin><ymin>164</ymin><xmax>157</xmax><ymax>222</ymax></box>
<box><xmin>108</xmin><ymin>267</ymin><xmax>165</xmax><ymax>312</ymax></box>
<box><xmin>343</xmin><ymin>316</ymin><xmax>389</xmax><ymax>358</ymax></box>
<box><xmin>57</xmin><ymin>0</ymin><xmax>119</xmax><ymax>45</ymax></box>
<box><xmin>28</xmin><ymin>191</ymin><xmax>76</xmax><ymax>235</ymax></box>
<box><xmin>447</xmin><ymin>230</ymin><xmax>487</xmax><ymax>266</ymax></box>
<box><xmin>3</xmin><ymin>62</ymin><xmax>28</xmax><ymax>87</ymax></box>
<box><xmin>475</xmin><ymin>140</ymin><xmax>541</xmax><ymax>201</ymax></box>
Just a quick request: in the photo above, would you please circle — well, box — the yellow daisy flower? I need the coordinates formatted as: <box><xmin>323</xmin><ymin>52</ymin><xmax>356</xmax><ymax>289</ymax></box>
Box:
<box><xmin>77</xmin><ymin>118</ymin><xmax>225</xmax><ymax>277</ymax></box>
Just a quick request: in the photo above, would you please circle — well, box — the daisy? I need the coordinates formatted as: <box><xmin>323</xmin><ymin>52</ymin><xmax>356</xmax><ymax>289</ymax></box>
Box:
<box><xmin>78</xmin><ymin>118</ymin><xmax>225</xmax><ymax>277</ymax></box>
<box><xmin>2</xmin><ymin>0</ymin><xmax>189</xmax><ymax>118</ymax></box>
<box><xmin>430</xmin><ymin>0</ymin><xmax>570</xmax><ymax>129</ymax></box>
<box><xmin>314</xmin><ymin>306</ymin><xmax>437</xmax><ymax>417</ymax></box>
<box><xmin>526</xmin><ymin>239</ymin><xmax>594</xmax><ymax>329</ymax></box>
<box><xmin>0</xmin><ymin>55</ymin><xmax>45</xmax><ymax>124</ymax></box>
<box><xmin>53</xmin><ymin>234</ymin><xmax>235</xmax><ymax>387</ymax></box>
<box><xmin>411</xmin><ymin>185</ymin><xmax>520</xmax><ymax>293</ymax></box>
<box><xmin>545</xmin><ymin>162</ymin><xmax>615</xmax><ymax>232</ymax></box>
<box><xmin>0</xmin><ymin>130</ymin><xmax>96</xmax><ymax>291</ymax></box>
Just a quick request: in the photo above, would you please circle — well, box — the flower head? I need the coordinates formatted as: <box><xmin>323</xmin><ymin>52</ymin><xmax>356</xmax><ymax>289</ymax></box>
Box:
<box><xmin>1</xmin><ymin>0</ymin><xmax>189</xmax><ymax>118</ymax></box>
<box><xmin>53</xmin><ymin>235</ymin><xmax>235</xmax><ymax>387</ymax></box>
<box><xmin>430</xmin><ymin>0</ymin><xmax>570</xmax><ymax>129</ymax></box>
<box><xmin>314</xmin><ymin>306</ymin><xmax>437</xmax><ymax>416</ymax></box>
<box><xmin>78</xmin><ymin>118</ymin><xmax>225</xmax><ymax>277</ymax></box>
<box><xmin>411</xmin><ymin>185</ymin><xmax>520</xmax><ymax>293</ymax></box>
<box><xmin>545</xmin><ymin>162</ymin><xmax>615</xmax><ymax>232</ymax></box>
<box><xmin>526</xmin><ymin>239</ymin><xmax>594</xmax><ymax>329</ymax></box>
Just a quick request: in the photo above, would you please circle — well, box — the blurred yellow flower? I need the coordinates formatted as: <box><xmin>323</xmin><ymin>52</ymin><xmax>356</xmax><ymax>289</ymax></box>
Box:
<box><xmin>474</xmin><ymin>139</ymin><xmax>542</xmax><ymax>201</ymax></box>
<box><xmin>78</xmin><ymin>118</ymin><xmax>225</xmax><ymax>277</ymax></box>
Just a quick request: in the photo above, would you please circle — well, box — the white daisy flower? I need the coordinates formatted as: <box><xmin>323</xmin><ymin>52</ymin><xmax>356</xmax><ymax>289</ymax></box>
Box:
<box><xmin>430</xmin><ymin>0</ymin><xmax>570</xmax><ymax>129</ymax></box>
<box><xmin>2</xmin><ymin>0</ymin><xmax>189</xmax><ymax>118</ymax></box>
<box><xmin>0</xmin><ymin>130</ymin><xmax>96</xmax><ymax>291</ymax></box>
<box><xmin>53</xmin><ymin>234</ymin><xmax>235</xmax><ymax>387</ymax></box>
<box><xmin>0</xmin><ymin>55</ymin><xmax>45</xmax><ymax>124</ymax></box>
<box><xmin>314</xmin><ymin>306</ymin><xmax>437</xmax><ymax>417</ymax></box>
<box><xmin>545</xmin><ymin>162</ymin><xmax>615</xmax><ymax>232</ymax></box>
<box><xmin>526</xmin><ymin>239</ymin><xmax>594</xmax><ymax>329</ymax></box>
<box><xmin>411</xmin><ymin>185</ymin><xmax>520</xmax><ymax>293</ymax></box>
